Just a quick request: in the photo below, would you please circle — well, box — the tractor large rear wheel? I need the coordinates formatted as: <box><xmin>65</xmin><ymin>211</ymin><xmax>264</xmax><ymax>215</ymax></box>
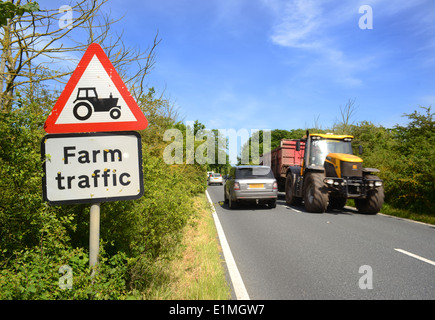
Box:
<box><xmin>73</xmin><ymin>102</ymin><xmax>92</xmax><ymax>120</ymax></box>
<box><xmin>303</xmin><ymin>172</ymin><xmax>328</xmax><ymax>213</ymax></box>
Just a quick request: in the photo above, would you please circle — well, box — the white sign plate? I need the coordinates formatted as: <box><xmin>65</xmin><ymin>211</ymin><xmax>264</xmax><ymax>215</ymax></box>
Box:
<box><xmin>42</xmin><ymin>131</ymin><xmax>143</xmax><ymax>205</ymax></box>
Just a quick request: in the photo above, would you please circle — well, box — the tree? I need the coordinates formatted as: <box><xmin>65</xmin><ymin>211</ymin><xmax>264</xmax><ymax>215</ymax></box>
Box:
<box><xmin>350</xmin><ymin>107</ymin><xmax>434</xmax><ymax>214</ymax></box>
<box><xmin>138</xmin><ymin>87</ymin><xmax>180</xmax><ymax>156</ymax></box>
<box><xmin>390</xmin><ymin>106</ymin><xmax>434</xmax><ymax>212</ymax></box>
<box><xmin>0</xmin><ymin>0</ymin><xmax>39</xmax><ymax>26</ymax></box>
<box><xmin>0</xmin><ymin>0</ymin><xmax>159</xmax><ymax>111</ymax></box>
<box><xmin>238</xmin><ymin>129</ymin><xmax>306</xmax><ymax>165</ymax></box>
<box><xmin>333</xmin><ymin>98</ymin><xmax>358</xmax><ymax>134</ymax></box>
<box><xmin>207</xmin><ymin>129</ymin><xmax>231</xmax><ymax>174</ymax></box>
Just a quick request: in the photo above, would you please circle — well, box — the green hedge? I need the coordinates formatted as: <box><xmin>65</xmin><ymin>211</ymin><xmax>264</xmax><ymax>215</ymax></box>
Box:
<box><xmin>0</xmin><ymin>95</ymin><xmax>207</xmax><ymax>299</ymax></box>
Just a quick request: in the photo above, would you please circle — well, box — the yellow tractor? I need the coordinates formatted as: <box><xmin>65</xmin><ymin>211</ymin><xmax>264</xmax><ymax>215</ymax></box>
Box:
<box><xmin>285</xmin><ymin>131</ymin><xmax>384</xmax><ymax>214</ymax></box>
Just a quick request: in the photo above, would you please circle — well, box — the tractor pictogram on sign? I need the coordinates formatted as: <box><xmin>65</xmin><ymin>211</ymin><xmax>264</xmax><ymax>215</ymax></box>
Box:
<box><xmin>73</xmin><ymin>87</ymin><xmax>121</xmax><ymax>121</ymax></box>
<box><xmin>44</xmin><ymin>43</ymin><xmax>147</xmax><ymax>134</ymax></box>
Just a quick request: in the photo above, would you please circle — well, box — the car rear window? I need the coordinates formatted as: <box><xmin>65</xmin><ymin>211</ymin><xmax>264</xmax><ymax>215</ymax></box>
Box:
<box><xmin>235</xmin><ymin>167</ymin><xmax>274</xmax><ymax>179</ymax></box>
<box><xmin>212</xmin><ymin>173</ymin><xmax>221</xmax><ymax>177</ymax></box>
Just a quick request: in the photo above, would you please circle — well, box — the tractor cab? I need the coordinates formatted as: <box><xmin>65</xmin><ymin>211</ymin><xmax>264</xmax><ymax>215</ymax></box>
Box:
<box><xmin>76</xmin><ymin>87</ymin><xmax>98</xmax><ymax>99</ymax></box>
<box><xmin>307</xmin><ymin>133</ymin><xmax>354</xmax><ymax>167</ymax></box>
<box><xmin>298</xmin><ymin>133</ymin><xmax>360</xmax><ymax>176</ymax></box>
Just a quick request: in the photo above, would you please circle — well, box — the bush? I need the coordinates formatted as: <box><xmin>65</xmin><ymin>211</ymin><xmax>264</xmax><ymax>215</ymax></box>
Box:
<box><xmin>350</xmin><ymin>107</ymin><xmax>434</xmax><ymax>215</ymax></box>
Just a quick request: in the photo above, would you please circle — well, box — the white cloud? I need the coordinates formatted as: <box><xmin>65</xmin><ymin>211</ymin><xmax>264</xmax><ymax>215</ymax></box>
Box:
<box><xmin>264</xmin><ymin>0</ymin><xmax>435</xmax><ymax>87</ymax></box>
<box><xmin>264</xmin><ymin>0</ymin><xmax>375</xmax><ymax>87</ymax></box>
<box><xmin>269</xmin><ymin>0</ymin><xmax>323</xmax><ymax>49</ymax></box>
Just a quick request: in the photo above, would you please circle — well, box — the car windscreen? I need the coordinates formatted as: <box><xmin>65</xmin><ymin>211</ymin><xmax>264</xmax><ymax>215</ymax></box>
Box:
<box><xmin>235</xmin><ymin>167</ymin><xmax>274</xmax><ymax>179</ymax></box>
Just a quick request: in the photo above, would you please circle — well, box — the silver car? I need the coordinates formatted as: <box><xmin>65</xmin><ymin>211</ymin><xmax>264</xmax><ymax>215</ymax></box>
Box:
<box><xmin>224</xmin><ymin>165</ymin><xmax>278</xmax><ymax>209</ymax></box>
<box><xmin>208</xmin><ymin>173</ymin><xmax>223</xmax><ymax>185</ymax></box>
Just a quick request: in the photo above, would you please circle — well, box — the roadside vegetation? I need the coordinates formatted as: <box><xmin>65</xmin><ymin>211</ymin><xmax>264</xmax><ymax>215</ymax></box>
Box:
<box><xmin>0</xmin><ymin>82</ymin><xmax>220</xmax><ymax>299</ymax></box>
<box><xmin>145</xmin><ymin>194</ymin><xmax>230</xmax><ymax>300</ymax></box>
<box><xmin>348</xmin><ymin>107</ymin><xmax>434</xmax><ymax>224</ymax></box>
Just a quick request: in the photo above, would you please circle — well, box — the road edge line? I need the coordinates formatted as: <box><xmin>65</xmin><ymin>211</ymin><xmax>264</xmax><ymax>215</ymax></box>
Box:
<box><xmin>205</xmin><ymin>190</ymin><xmax>250</xmax><ymax>300</ymax></box>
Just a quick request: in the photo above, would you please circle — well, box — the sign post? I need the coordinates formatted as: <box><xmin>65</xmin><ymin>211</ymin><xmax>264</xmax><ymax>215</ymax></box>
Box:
<box><xmin>42</xmin><ymin>43</ymin><xmax>148</xmax><ymax>276</ymax></box>
<box><xmin>89</xmin><ymin>203</ymin><xmax>100</xmax><ymax>275</ymax></box>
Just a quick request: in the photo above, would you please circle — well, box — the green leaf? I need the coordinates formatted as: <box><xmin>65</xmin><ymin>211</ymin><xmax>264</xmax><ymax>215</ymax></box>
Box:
<box><xmin>0</xmin><ymin>1</ymin><xmax>39</xmax><ymax>26</ymax></box>
<box><xmin>27</xmin><ymin>285</ymin><xmax>37</xmax><ymax>293</ymax></box>
<box><xmin>20</xmin><ymin>2</ymin><xmax>40</xmax><ymax>13</ymax></box>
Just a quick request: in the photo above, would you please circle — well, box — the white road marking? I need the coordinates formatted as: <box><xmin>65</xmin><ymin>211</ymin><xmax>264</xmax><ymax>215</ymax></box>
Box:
<box><xmin>206</xmin><ymin>190</ymin><xmax>250</xmax><ymax>300</ymax></box>
<box><xmin>285</xmin><ymin>205</ymin><xmax>302</xmax><ymax>213</ymax></box>
<box><xmin>394</xmin><ymin>248</ymin><xmax>435</xmax><ymax>267</ymax></box>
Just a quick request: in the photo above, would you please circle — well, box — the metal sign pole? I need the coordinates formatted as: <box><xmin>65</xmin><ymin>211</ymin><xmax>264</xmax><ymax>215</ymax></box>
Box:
<box><xmin>89</xmin><ymin>203</ymin><xmax>101</xmax><ymax>276</ymax></box>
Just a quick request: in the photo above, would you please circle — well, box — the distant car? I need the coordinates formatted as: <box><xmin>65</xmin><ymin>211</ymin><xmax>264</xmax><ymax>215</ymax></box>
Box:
<box><xmin>224</xmin><ymin>165</ymin><xmax>278</xmax><ymax>209</ymax></box>
<box><xmin>208</xmin><ymin>173</ymin><xmax>223</xmax><ymax>185</ymax></box>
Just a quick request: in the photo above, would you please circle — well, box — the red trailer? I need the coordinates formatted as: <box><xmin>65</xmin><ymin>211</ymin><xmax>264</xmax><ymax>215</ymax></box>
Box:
<box><xmin>261</xmin><ymin>139</ymin><xmax>305</xmax><ymax>192</ymax></box>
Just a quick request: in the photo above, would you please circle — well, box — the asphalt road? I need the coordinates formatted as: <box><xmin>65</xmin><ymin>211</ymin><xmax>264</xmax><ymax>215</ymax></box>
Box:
<box><xmin>207</xmin><ymin>185</ymin><xmax>435</xmax><ymax>300</ymax></box>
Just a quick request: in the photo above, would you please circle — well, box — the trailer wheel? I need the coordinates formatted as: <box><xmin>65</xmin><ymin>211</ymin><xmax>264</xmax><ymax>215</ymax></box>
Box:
<box><xmin>303</xmin><ymin>172</ymin><xmax>328</xmax><ymax>213</ymax></box>
<box><xmin>285</xmin><ymin>174</ymin><xmax>302</xmax><ymax>205</ymax></box>
<box><xmin>355</xmin><ymin>175</ymin><xmax>384</xmax><ymax>214</ymax></box>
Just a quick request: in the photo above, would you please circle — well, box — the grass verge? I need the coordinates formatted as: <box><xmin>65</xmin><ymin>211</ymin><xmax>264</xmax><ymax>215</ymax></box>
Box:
<box><xmin>347</xmin><ymin>199</ymin><xmax>435</xmax><ymax>225</ymax></box>
<box><xmin>379</xmin><ymin>203</ymin><xmax>435</xmax><ymax>225</ymax></box>
<box><xmin>145</xmin><ymin>193</ymin><xmax>231</xmax><ymax>299</ymax></box>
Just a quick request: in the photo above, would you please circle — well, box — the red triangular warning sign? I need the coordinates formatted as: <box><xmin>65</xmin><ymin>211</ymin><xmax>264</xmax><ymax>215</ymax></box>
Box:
<box><xmin>44</xmin><ymin>43</ymin><xmax>148</xmax><ymax>133</ymax></box>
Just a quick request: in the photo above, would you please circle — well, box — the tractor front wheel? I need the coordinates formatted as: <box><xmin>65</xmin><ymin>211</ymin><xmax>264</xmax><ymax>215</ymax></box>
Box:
<box><xmin>355</xmin><ymin>175</ymin><xmax>384</xmax><ymax>214</ymax></box>
<box><xmin>110</xmin><ymin>107</ymin><xmax>121</xmax><ymax>119</ymax></box>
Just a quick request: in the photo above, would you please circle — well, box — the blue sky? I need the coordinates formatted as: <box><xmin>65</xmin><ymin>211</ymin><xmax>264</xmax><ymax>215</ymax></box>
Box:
<box><xmin>44</xmin><ymin>0</ymin><xmax>435</xmax><ymax>132</ymax></box>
